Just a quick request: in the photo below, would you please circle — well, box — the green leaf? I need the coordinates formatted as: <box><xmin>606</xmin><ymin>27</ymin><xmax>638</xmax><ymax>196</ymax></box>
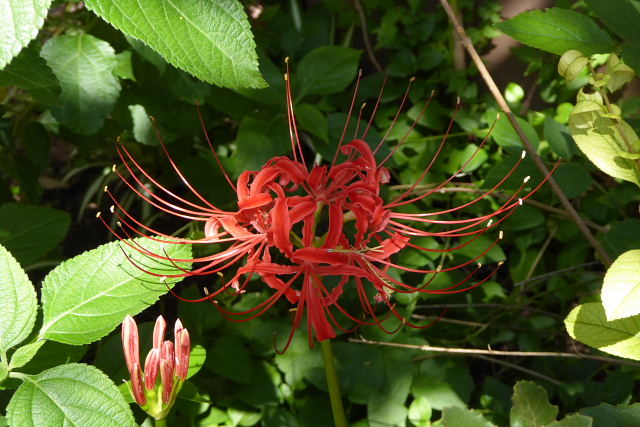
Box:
<box><xmin>585</xmin><ymin>0</ymin><xmax>640</xmax><ymax>42</ymax></box>
<box><xmin>233</xmin><ymin>112</ymin><xmax>290</xmax><ymax>173</ymax></box>
<box><xmin>0</xmin><ymin>244</ymin><xmax>37</xmax><ymax>352</ymax></box>
<box><xmin>490</xmin><ymin>113</ymin><xmax>539</xmax><ymax>151</ymax></box>
<box><xmin>205</xmin><ymin>336</ymin><xmax>252</xmax><ymax>383</ymax></box>
<box><xmin>128</xmin><ymin>104</ymin><xmax>157</xmax><ymax>146</ymax></box>
<box><xmin>40</xmin><ymin>34</ymin><xmax>121</xmax><ymax>134</ymax></box>
<box><xmin>441</xmin><ymin>407</ymin><xmax>497</xmax><ymax>427</ymax></box>
<box><xmin>84</xmin><ymin>0</ymin><xmax>265</xmax><ymax>89</ymax></box>
<box><xmin>0</xmin><ymin>0</ymin><xmax>53</xmax><ymax>69</ymax></box>
<box><xmin>544</xmin><ymin>116</ymin><xmax>577</xmax><ymax>159</ymax></box>
<box><xmin>510</xmin><ymin>381</ymin><xmax>558</xmax><ymax>427</ymax></box>
<box><xmin>621</xmin><ymin>41</ymin><xmax>640</xmax><ymax>75</ymax></box>
<box><xmin>114</xmin><ymin>50</ymin><xmax>135</xmax><ymax>81</ymax></box>
<box><xmin>545</xmin><ymin>413</ymin><xmax>593</xmax><ymax>427</ymax></box>
<box><xmin>553</xmin><ymin>163</ymin><xmax>592</xmax><ymax>198</ymax></box>
<box><xmin>0</xmin><ymin>204</ymin><xmax>70</xmax><ymax>266</ymax></box>
<box><xmin>408</xmin><ymin>396</ymin><xmax>432</xmax><ymax>427</ymax></box>
<box><xmin>580</xmin><ymin>403</ymin><xmax>640</xmax><ymax>427</ymax></box>
<box><xmin>7</xmin><ymin>363</ymin><xmax>135</xmax><ymax>427</ymax></box>
<box><xmin>39</xmin><ymin>237</ymin><xmax>192</xmax><ymax>345</ymax></box>
<box><xmin>0</xmin><ymin>47</ymin><xmax>59</xmax><ymax>104</ymax></box>
<box><xmin>565</xmin><ymin>302</ymin><xmax>640</xmax><ymax>360</ymax></box>
<box><xmin>568</xmin><ymin>99</ymin><xmax>640</xmax><ymax>186</ymax></box>
<box><xmin>295</xmin><ymin>103</ymin><xmax>329</xmax><ymax>143</ymax></box>
<box><xmin>495</xmin><ymin>8</ymin><xmax>615</xmax><ymax>55</ymax></box>
<box><xmin>297</xmin><ymin>46</ymin><xmax>362</xmax><ymax>97</ymax></box>
<box><xmin>602</xmin><ymin>250</ymin><xmax>640</xmax><ymax>320</ymax></box>
<box><xmin>606</xmin><ymin>54</ymin><xmax>635</xmax><ymax>93</ymax></box>
<box><xmin>8</xmin><ymin>340</ymin><xmax>45</xmax><ymax>369</ymax></box>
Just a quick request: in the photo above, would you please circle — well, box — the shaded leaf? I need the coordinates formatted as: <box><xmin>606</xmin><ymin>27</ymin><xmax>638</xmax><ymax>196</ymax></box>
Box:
<box><xmin>0</xmin><ymin>0</ymin><xmax>52</xmax><ymax>68</ymax></box>
<box><xmin>297</xmin><ymin>46</ymin><xmax>361</xmax><ymax>97</ymax></box>
<box><xmin>0</xmin><ymin>47</ymin><xmax>59</xmax><ymax>104</ymax></box>
<box><xmin>544</xmin><ymin>116</ymin><xmax>577</xmax><ymax>159</ymax></box>
<box><xmin>510</xmin><ymin>381</ymin><xmax>558</xmax><ymax>427</ymax></box>
<box><xmin>585</xmin><ymin>0</ymin><xmax>640</xmax><ymax>42</ymax></box>
<box><xmin>580</xmin><ymin>403</ymin><xmax>640</xmax><ymax>427</ymax></box>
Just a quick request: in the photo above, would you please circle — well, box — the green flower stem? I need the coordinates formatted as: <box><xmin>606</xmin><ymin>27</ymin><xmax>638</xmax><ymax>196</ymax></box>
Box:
<box><xmin>155</xmin><ymin>417</ymin><xmax>167</xmax><ymax>427</ymax></box>
<box><xmin>320</xmin><ymin>339</ymin><xmax>348</xmax><ymax>427</ymax></box>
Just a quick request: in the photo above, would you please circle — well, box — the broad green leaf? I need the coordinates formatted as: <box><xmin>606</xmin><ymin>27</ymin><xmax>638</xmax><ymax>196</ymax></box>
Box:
<box><xmin>40</xmin><ymin>34</ymin><xmax>121</xmax><ymax>134</ymax></box>
<box><xmin>295</xmin><ymin>103</ymin><xmax>329</xmax><ymax>143</ymax></box>
<box><xmin>495</xmin><ymin>8</ymin><xmax>615</xmax><ymax>55</ymax></box>
<box><xmin>17</xmin><ymin>340</ymin><xmax>86</xmax><ymax>375</ymax></box>
<box><xmin>39</xmin><ymin>237</ymin><xmax>192</xmax><ymax>345</ymax></box>
<box><xmin>0</xmin><ymin>47</ymin><xmax>59</xmax><ymax>104</ymax></box>
<box><xmin>606</xmin><ymin>54</ymin><xmax>635</xmax><ymax>93</ymax></box>
<box><xmin>441</xmin><ymin>407</ymin><xmax>497</xmax><ymax>427</ymax></box>
<box><xmin>186</xmin><ymin>344</ymin><xmax>206</xmax><ymax>380</ymax></box>
<box><xmin>490</xmin><ymin>113</ymin><xmax>539</xmax><ymax>151</ymax></box>
<box><xmin>510</xmin><ymin>381</ymin><xmax>558</xmax><ymax>427</ymax></box>
<box><xmin>585</xmin><ymin>0</ymin><xmax>640</xmax><ymax>42</ymax></box>
<box><xmin>0</xmin><ymin>244</ymin><xmax>37</xmax><ymax>352</ymax></box>
<box><xmin>546</xmin><ymin>413</ymin><xmax>593</xmax><ymax>427</ymax></box>
<box><xmin>7</xmin><ymin>364</ymin><xmax>135</xmax><ymax>427</ymax></box>
<box><xmin>602</xmin><ymin>219</ymin><xmax>640</xmax><ymax>259</ymax></box>
<box><xmin>205</xmin><ymin>336</ymin><xmax>252</xmax><ymax>383</ymax></box>
<box><xmin>232</xmin><ymin>112</ymin><xmax>290</xmax><ymax>173</ymax></box>
<box><xmin>8</xmin><ymin>340</ymin><xmax>45</xmax><ymax>369</ymax></box>
<box><xmin>565</xmin><ymin>302</ymin><xmax>640</xmax><ymax>360</ymax></box>
<box><xmin>553</xmin><ymin>163</ymin><xmax>592</xmax><ymax>198</ymax></box>
<box><xmin>580</xmin><ymin>403</ymin><xmax>640</xmax><ymax>427</ymax></box>
<box><xmin>297</xmin><ymin>46</ymin><xmax>362</xmax><ymax>97</ymax></box>
<box><xmin>568</xmin><ymin>99</ymin><xmax>640</xmax><ymax>186</ymax></box>
<box><xmin>544</xmin><ymin>116</ymin><xmax>577</xmax><ymax>159</ymax></box>
<box><xmin>0</xmin><ymin>204</ymin><xmax>70</xmax><ymax>266</ymax></box>
<box><xmin>114</xmin><ymin>51</ymin><xmax>134</xmax><ymax>81</ymax></box>
<box><xmin>0</xmin><ymin>0</ymin><xmax>52</xmax><ymax>69</ymax></box>
<box><xmin>602</xmin><ymin>250</ymin><xmax>640</xmax><ymax>320</ymax></box>
<box><xmin>84</xmin><ymin>0</ymin><xmax>266</xmax><ymax>89</ymax></box>
<box><xmin>128</xmin><ymin>104</ymin><xmax>157</xmax><ymax>146</ymax></box>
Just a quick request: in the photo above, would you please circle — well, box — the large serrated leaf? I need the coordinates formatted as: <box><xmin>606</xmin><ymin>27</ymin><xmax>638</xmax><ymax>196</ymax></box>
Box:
<box><xmin>510</xmin><ymin>381</ymin><xmax>558</xmax><ymax>427</ymax></box>
<box><xmin>40</xmin><ymin>34</ymin><xmax>121</xmax><ymax>134</ymax></box>
<box><xmin>0</xmin><ymin>204</ymin><xmax>70</xmax><ymax>266</ymax></box>
<box><xmin>0</xmin><ymin>0</ymin><xmax>52</xmax><ymax>69</ymax></box>
<box><xmin>7</xmin><ymin>363</ymin><xmax>135</xmax><ymax>427</ymax></box>
<box><xmin>83</xmin><ymin>0</ymin><xmax>266</xmax><ymax>89</ymax></box>
<box><xmin>495</xmin><ymin>8</ymin><xmax>615</xmax><ymax>55</ymax></box>
<box><xmin>565</xmin><ymin>302</ymin><xmax>640</xmax><ymax>360</ymax></box>
<box><xmin>0</xmin><ymin>244</ymin><xmax>37</xmax><ymax>352</ymax></box>
<box><xmin>0</xmin><ymin>47</ymin><xmax>59</xmax><ymax>104</ymax></box>
<box><xmin>568</xmin><ymin>100</ymin><xmax>640</xmax><ymax>186</ymax></box>
<box><xmin>601</xmin><ymin>250</ymin><xmax>640</xmax><ymax>320</ymax></box>
<box><xmin>39</xmin><ymin>237</ymin><xmax>191</xmax><ymax>345</ymax></box>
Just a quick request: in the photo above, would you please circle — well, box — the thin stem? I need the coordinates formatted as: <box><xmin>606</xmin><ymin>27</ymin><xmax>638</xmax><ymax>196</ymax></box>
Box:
<box><xmin>352</xmin><ymin>0</ymin><xmax>383</xmax><ymax>73</ymax></box>
<box><xmin>349</xmin><ymin>338</ymin><xmax>640</xmax><ymax>368</ymax></box>
<box><xmin>155</xmin><ymin>417</ymin><xmax>167</xmax><ymax>427</ymax></box>
<box><xmin>439</xmin><ymin>0</ymin><xmax>613</xmax><ymax>267</ymax></box>
<box><xmin>320</xmin><ymin>339</ymin><xmax>348</xmax><ymax>427</ymax></box>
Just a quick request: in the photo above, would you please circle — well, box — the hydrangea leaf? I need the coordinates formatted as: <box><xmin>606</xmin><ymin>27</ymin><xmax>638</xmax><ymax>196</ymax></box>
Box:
<box><xmin>565</xmin><ymin>302</ymin><xmax>640</xmax><ymax>360</ymax></box>
<box><xmin>0</xmin><ymin>0</ymin><xmax>52</xmax><ymax>69</ymax></box>
<box><xmin>510</xmin><ymin>381</ymin><xmax>558</xmax><ymax>427</ymax></box>
<box><xmin>7</xmin><ymin>364</ymin><xmax>135</xmax><ymax>427</ymax></box>
<box><xmin>39</xmin><ymin>237</ymin><xmax>192</xmax><ymax>345</ymax></box>
<box><xmin>0</xmin><ymin>47</ymin><xmax>59</xmax><ymax>104</ymax></box>
<box><xmin>40</xmin><ymin>34</ymin><xmax>121</xmax><ymax>134</ymax></box>
<box><xmin>0</xmin><ymin>244</ymin><xmax>37</xmax><ymax>352</ymax></box>
<box><xmin>83</xmin><ymin>0</ymin><xmax>266</xmax><ymax>89</ymax></box>
<box><xmin>495</xmin><ymin>8</ymin><xmax>615</xmax><ymax>55</ymax></box>
<box><xmin>602</xmin><ymin>250</ymin><xmax>640</xmax><ymax>320</ymax></box>
<box><xmin>441</xmin><ymin>407</ymin><xmax>497</xmax><ymax>427</ymax></box>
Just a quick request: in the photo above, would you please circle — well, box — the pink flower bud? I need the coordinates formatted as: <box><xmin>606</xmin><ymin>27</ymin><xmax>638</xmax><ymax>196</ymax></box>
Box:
<box><xmin>160</xmin><ymin>341</ymin><xmax>175</xmax><ymax>404</ymax></box>
<box><xmin>121</xmin><ymin>315</ymin><xmax>139</xmax><ymax>376</ymax></box>
<box><xmin>130</xmin><ymin>362</ymin><xmax>146</xmax><ymax>405</ymax></box>
<box><xmin>152</xmin><ymin>315</ymin><xmax>166</xmax><ymax>351</ymax></box>
<box><xmin>144</xmin><ymin>348</ymin><xmax>160</xmax><ymax>389</ymax></box>
<box><xmin>174</xmin><ymin>323</ymin><xmax>190</xmax><ymax>380</ymax></box>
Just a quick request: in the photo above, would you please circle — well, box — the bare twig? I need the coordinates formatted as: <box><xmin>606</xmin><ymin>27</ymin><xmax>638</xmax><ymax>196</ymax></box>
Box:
<box><xmin>349</xmin><ymin>337</ymin><xmax>640</xmax><ymax>368</ymax></box>
<box><xmin>352</xmin><ymin>0</ymin><xmax>383</xmax><ymax>73</ymax></box>
<box><xmin>439</xmin><ymin>0</ymin><xmax>613</xmax><ymax>267</ymax></box>
<box><xmin>473</xmin><ymin>354</ymin><xmax>562</xmax><ymax>385</ymax></box>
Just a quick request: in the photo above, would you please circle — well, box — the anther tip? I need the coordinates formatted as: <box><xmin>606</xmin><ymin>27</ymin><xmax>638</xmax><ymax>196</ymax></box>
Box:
<box><xmin>477</xmin><ymin>263</ymin><xmax>482</xmax><ymax>268</ymax></box>
<box><xmin>410</xmin><ymin>76</ymin><xmax>416</xmax><ymax>82</ymax></box>
<box><xmin>498</xmin><ymin>261</ymin><xmax>505</xmax><ymax>266</ymax></box>
<box><xmin>96</xmin><ymin>212</ymin><xmax>101</xmax><ymax>218</ymax></box>
<box><xmin>518</xmin><ymin>198</ymin><xmax>523</xmax><ymax>206</ymax></box>
<box><xmin>358</xmin><ymin>68</ymin><xmax>363</xmax><ymax>76</ymax></box>
<box><xmin>283</xmin><ymin>73</ymin><xmax>288</xmax><ymax>81</ymax></box>
<box><xmin>499</xmin><ymin>230</ymin><xmax>504</xmax><ymax>239</ymax></box>
<box><xmin>285</xmin><ymin>56</ymin><xmax>290</xmax><ymax>64</ymax></box>
<box><xmin>436</xmin><ymin>265</ymin><xmax>442</xmax><ymax>272</ymax></box>
<box><xmin>456</xmin><ymin>96</ymin><xmax>461</xmax><ymax>105</ymax></box>
<box><xmin>521</xmin><ymin>150</ymin><xmax>526</xmax><ymax>159</ymax></box>
<box><xmin>117</xmin><ymin>221</ymin><xmax>122</xmax><ymax>227</ymax></box>
<box><xmin>524</xmin><ymin>175</ymin><xmax>530</xmax><ymax>183</ymax></box>
<box><xmin>487</xmin><ymin>219</ymin><xmax>494</xmax><ymax>227</ymax></box>
<box><xmin>110</xmin><ymin>205</ymin><xmax>115</xmax><ymax>213</ymax></box>
<box><xmin>103</xmin><ymin>185</ymin><xmax>109</xmax><ymax>193</ymax></box>
<box><xmin>496</xmin><ymin>112</ymin><xmax>501</xmax><ymax>120</ymax></box>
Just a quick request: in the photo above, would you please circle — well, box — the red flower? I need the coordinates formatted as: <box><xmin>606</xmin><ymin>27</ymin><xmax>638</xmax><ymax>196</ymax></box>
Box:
<box><xmin>101</xmin><ymin>67</ymin><xmax>557</xmax><ymax>350</ymax></box>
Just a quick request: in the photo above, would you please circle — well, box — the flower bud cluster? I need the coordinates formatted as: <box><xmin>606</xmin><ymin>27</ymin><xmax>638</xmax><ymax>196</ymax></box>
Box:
<box><xmin>122</xmin><ymin>315</ymin><xmax>190</xmax><ymax>419</ymax></box>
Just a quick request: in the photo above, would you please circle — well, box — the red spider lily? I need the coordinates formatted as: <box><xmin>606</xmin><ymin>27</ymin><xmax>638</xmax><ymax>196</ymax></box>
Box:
<box><xmin>101</xmin><ymin>64</ymin><xmax>558</xmax><ymax>350</ymax></box>
<box><xmin>122</xmin><ymin>315</ymin><xmax>190</xmax><ymax>419</ymax></box>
